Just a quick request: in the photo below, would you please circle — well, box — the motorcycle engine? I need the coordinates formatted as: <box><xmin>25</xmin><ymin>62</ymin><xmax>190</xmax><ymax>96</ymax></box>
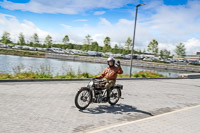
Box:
<box><xmin>95</xmin><ymin>90</ymin><xmax>104</xmax><ymax>103</ymax></box>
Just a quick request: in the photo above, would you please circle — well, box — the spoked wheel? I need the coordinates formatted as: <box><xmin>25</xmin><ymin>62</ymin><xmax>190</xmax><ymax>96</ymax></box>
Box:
<box><xmin>108</xmin><ymin>88</ymin><xmax>120</xmax><ymax>105</ymax></box>
<box><xmin>75</xmin><ymin>88</ymin><xmax>92</xmax><ymax>110</ymax></box>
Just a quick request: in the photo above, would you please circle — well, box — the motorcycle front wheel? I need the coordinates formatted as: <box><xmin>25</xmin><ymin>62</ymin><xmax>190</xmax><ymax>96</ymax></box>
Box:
<box><xmin>108</xmin><ymin>88</ymin><xmax>120</xmax><ymax>105</ymax></box>
<box><xmin>75</xmin><ymin>88</ymin><xmax>92</xmax><ymax>110</ymax></box>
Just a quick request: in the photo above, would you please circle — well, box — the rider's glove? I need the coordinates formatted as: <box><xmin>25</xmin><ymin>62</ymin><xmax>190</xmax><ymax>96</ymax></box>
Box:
<box><xmin>116</xmin><ymin>60</ymin><xmax>121</xmax><ymax>67</ymax></box>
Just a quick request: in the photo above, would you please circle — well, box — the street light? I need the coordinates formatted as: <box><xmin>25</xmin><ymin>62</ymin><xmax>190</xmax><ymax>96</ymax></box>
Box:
<box><xmin>129</xmin><ymin>3</ymin><xmax>145</xmax><ymax>78</ymax></box>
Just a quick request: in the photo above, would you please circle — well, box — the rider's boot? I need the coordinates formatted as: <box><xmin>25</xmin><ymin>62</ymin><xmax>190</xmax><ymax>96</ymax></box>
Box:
<box><xmin>104</xmin><ymin>89</ymin><xmax>110</xmax><ymax>102</ymax></box>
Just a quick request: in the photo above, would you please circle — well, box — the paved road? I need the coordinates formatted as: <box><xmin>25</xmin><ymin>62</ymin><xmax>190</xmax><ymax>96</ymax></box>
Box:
<box><xmin>0</xmin><ymin>79</ymin><xmax>200</xmax><ymax>133</ymax></box>
<box><xmin>88</xmin><ymin>105</ymin><xmax>200</xmax><ymax>133</ymax></box>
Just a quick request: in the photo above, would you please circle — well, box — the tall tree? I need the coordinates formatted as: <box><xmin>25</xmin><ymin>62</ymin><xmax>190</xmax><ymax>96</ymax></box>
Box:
<box><xmin>125</xmin><ymin>37</ymin><xmax>132</xmax><ymax>50</ymax></box>
<box><xmin>160</xmin><ymin>49</ymin><xmax>171</xmax><ymax>59</ymax></box>
<box><xmin>147</xmin><ymin>39</ymin><xmax>159</xmax><ymax>56</ymax></box>
<box><xmin>62</xmin><ymin>35</ymin><xmax>69</xmax><ymax>44</ymax></box>
<box><xmin>32</xmin><ymin>33</ymin><xmax>39</xmax><ymax>45</ymax></box>
<box><xmin>84</xmin><ymin>34</ymin><xmax>92</xmax><ymax>45</ymax></box>
<box><xmin>1</xmin><ymin>31</ymin><xmax>11</xmax><ymax>44</ymax></box>
<box><xmin>103</xmin><ymin>36</ymin><xmax>111</xmax><ymax>52</ymax></box>
<box><xmin>44</xmin><ymin>35</ymin><xmax>53</xmax><ymax>48</ymax></box>
<box><xmin>175</xmin><ymin>43</ymin><xmax>186</xmax><ymax>57</ymax></box>
<box><xmin>18</xmin><ymin>32</ymin><xmax>26</xmax><ymax>45</ymax></box>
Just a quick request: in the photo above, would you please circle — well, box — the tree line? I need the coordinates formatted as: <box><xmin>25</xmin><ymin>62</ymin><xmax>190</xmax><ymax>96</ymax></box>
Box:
<box><xmin>0</xmin><ymin>31</ymin><xmax>186</xmax><ymax>58</ymax></box>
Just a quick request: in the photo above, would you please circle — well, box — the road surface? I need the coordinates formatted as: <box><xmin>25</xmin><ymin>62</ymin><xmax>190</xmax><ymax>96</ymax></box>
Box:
<box><xmin>0</xmin><ymin>79</ymin><xmax>200</xmax><ymax>133</ymax></box>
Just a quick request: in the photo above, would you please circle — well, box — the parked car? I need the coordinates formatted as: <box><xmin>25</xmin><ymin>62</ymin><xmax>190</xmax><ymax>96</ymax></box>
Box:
<box><xmin>71</xmin><ymin>49</ymin><xmax>83</xmax><ymax>54</ymax></box>
<box><xmin>137</xmin><ymin>55</ymin><xmax>144</xmax><ymax>60</ymax></box>
<box><xmin>29</xmin><ymin>47</ymin><xmax>37</xmax><ymax>51</ymax></box>
<box><xmin>41</xmin><ymin>48</ymin><xmax>47</xmax><ymax>52</ymax></box>
<box><xmin>124</xmin><ymin>54</ymin><xmax>131</xmax><ymax>59</ymax></box>
<box><xmin>55</xmin><ymin>50</ymin><xmax>65</xmax><ymax>54</ymax></box>
<box><xmin>64</xmin><ymin>49</ymin><xmax>71</xmax><ymax>54</ymax></box>
<box><xmin>36</xmin><ymin>48</ymin><xmax>43</xmax><ymax>51</ymax></box>
<box><xmin>187</xmin><ymin>59</ymin><xmax>199</xmax><ymax>65</ymax></box>
<box><xmin>22</xmin><ymin>46</ymin><xmax>30</xmax><ymax>50</ymax></box>
<box><xmin>7</xmin><ymin>45</ymin><xmax>14</xmax><ymax>48</ymax></box>
<box><xmin>13</xmin><ymin>45</ymin><xmax>22</xmax><ymax>49</ymax></box>
<box><xmin>104</xmin><ymin>52</ymin><xmax>113</xmax><ymax>57</ymax></box>
<box><xmin>178</xmin><ymin>58</ymin><xmax>188</xmax><ymax>63</ymax></box>
<box><xmin>143</xmin><ymin>57</ymin><xmax>153</xmax><ymax>61</ymax></box>
<box><xmin>87</xmin><ymin>51</ymin><xmax>97</xmax><ymax>56</ymax></box>
<box><xmin>0</xmin><ymin>44</ymin><xmax>7</xmax><ymax>48</ymax></box>
<box><xmin>168</xmin><ymin>58</ymin><xmax>177</xmax><ymax>63</ymax></box>
<box><xmin>114</xmin><ymin>54</ymin><xmax>123</xmax><ymax>58</ymax></box>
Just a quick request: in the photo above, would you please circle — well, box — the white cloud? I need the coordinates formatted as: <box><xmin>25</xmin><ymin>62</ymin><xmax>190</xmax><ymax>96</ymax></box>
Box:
<box><xmin>0</xmin><ymin>0</ymin><xmax>133</xmax><ymax>14</ymax></box>
<box><xmin>99</xmin><ymin>18</ymin><xmax>112</xmax><ymax>26</ymax></box>
<box><xmin>60</xmin><ymin>24</ymin><xmax>71</xmax><ymax>30</ymax></box>
<box><xmin>0</xmin><ymin>13</ymin><xmax>49</xmax><ymax>43</ymax></box>
<box><xmin>94</xmin><ymin>11</ymin><xmax>106</xmax><ymax>15</ymax></box>
<box><xmin>184</xmin><ymin>38</ymin><xmax>200</xmax><ymax>54</ymax></box>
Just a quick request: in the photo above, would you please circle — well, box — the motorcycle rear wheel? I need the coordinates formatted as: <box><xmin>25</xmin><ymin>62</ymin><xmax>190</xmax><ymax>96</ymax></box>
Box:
<box><xmin>108</xmin><ymin>88</ymin><xmax>120</xmax><ymax>105</ymax></box>
<box><xmin>75</xmin><ymin>88</ymin><xmax>92</xmax><ymax>110</ymax></box>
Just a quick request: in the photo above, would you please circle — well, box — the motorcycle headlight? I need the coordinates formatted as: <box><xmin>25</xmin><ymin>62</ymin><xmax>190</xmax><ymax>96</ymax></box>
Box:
<box><xmin>88</xmin><ymin>80</ymin><xmax>94</xmax><ymax>87</ymax></box>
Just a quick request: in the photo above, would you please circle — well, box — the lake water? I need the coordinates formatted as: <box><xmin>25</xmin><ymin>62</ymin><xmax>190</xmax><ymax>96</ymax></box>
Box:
<box><xmin>0</xmin><ymin>54</ymin><xmax>188</xmax><ymax>77</ymax></box>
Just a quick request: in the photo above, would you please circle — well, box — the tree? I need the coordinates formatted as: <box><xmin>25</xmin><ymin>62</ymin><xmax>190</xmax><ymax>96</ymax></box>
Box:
<box><xmin>44</xmin><ymin>35</ymin><xmax>53</xmax><ymax>48</ymax></box>
<box><xmin>32</xmin><ymin>33</ymin><xmax>39</xmax><ymax>45</ymax></box>
<box><xmin>175</xmin><ymin>43</ymin><xmax>186</xmax><ymax>57</ymax></box>
<box><xmin>160</xmin><ymin>49</ymin><xmax>171</xmax><ymax>59</ymax></box>
<box><xmin>18</xmin><ymin>32</ymin><xmax>26</xmax><ymax>45</ymax></box>
<box><xmin>84</xmin><ymin>34</ymin><xmax>92</xmax><ymax>45</ymax></box>
<box><xmin>103</xmin><ymin>36</ymin><xmax>111</xmax><ymax>52</ymax></box>
<box><xmin>125</xmin><ymin>37</ymin><xmax>132</xmax><ymax>50</ymax></box>
<box><xmin>90</xmin><ymin>41</ymin><xmax>99</xmax><ymax>51</ymax></box>
<box><xmin>147</xmin><ymin>39</ymin><xmax>159</xmax><ymax>56</ymax></box>
<box><xmin>62</xmin><ymin>35</ymin><xmax>69</xmax><ymax>44</ymax></box>
<box><xmin>82</xmin><ymin>44</ymin><xmax>89</xmax><ymax>51</ymax></box>
<box><xmin>113</xmin><ymin>44</ymin><xmax>119</xmax><ymax>54</ymax></box>
<box><xmin>1</xmin><ymin>31</ymin><xmax>11</xmax><ymax>44</ymax></box>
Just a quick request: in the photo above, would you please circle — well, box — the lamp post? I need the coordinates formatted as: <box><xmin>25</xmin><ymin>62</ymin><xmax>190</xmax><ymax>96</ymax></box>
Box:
<box><xmin>129</xmin><ymin>3</ymin><xmax>145</xmax><ymax>78</ymax></box>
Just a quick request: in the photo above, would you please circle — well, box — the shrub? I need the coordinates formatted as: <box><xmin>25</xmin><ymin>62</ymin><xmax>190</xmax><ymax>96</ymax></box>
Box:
<box><xmin>132</xmin><ymin>71</ymin><xmax>164</xmax><ymax>78</ymax></box>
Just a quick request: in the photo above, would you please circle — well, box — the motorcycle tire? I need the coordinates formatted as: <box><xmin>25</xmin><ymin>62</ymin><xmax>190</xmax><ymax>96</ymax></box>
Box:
<box><xmin>108</xmin><ymin>88</ymin><xmax>120</xmax><ymax>105</ymax></box>
<box><xmin>75</xmin><ymin>88</ymin><xmax>92</xmax><ymax>110</ymax></box>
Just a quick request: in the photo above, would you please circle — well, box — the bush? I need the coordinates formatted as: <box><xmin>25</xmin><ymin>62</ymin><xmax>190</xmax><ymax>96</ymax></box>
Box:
<box><xmin>132</xmin><ymin>71</ymin><xmax>164</xmax><ymax>78</ymax></box>
<box><xmin>81</xmin><ymin>72</ymin><xmax>90</xmax><ymax>78</ymax></box>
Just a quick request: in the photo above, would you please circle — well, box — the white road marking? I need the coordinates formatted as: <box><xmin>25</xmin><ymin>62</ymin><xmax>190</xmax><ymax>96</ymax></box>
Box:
<box><xmin>87</xmin><ymin>105</ymin><xmax>200</xmax><ymax>133</ymax></box>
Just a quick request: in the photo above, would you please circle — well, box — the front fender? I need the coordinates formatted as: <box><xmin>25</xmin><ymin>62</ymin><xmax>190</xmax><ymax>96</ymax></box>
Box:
<box><xmin>79</xmin><ymin>87</ymin><xmax>90</xmax><ymax>90</ymax></box>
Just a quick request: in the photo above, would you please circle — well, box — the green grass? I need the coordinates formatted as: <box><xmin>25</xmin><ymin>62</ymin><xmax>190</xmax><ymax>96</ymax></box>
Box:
<box><xmin>0</xmin><ymin>48</ymin><xmax>45</xmax><ymax>57</ymax></box>
<box><xmin>0</xmin><ymin>71</ymin><xmax>165</xmax><ymax>79</ymax></box>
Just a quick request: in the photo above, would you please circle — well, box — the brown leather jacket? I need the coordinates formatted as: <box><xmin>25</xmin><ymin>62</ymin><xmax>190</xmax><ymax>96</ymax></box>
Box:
<box><xmin>96</xmin><ymin>66</ymin><xmax>123</xmax><ymax>80</ymax></box>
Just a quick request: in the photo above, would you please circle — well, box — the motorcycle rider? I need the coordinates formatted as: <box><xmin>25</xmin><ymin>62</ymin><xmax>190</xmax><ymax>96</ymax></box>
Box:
<box><xmin>95</xmin><ymin>57</ymin><xmax>123</xmax><ymax>100</ymax></box>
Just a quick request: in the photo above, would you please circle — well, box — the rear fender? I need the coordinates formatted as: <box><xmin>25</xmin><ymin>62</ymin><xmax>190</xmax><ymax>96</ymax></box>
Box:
<box><xmin>114</xmin><ymin>84</ymin><xmax>123</xmax><ymax>90</ymax></box>
<box><xmin>113</xmin><ymin>84</ymin><xmax>123</xmax><ymax>98</ymax></box>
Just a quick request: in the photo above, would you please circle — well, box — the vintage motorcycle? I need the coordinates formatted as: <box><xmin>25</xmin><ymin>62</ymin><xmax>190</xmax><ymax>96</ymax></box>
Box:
<box><xmin>74</xmin><ymin>78</ymin><xmax>123</xmax><ymax>110</ymax></box>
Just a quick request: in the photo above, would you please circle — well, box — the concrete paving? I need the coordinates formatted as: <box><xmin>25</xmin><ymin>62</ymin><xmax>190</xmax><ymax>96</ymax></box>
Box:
<box><xmin>0</xmin><ymin>79</ymin><xmax>200</xmax><ymax>133</ymax></box>
<box><xmin>88</xmin><ymin>105</ymin><xmax>200</xmax><ymax>133</ymax></box>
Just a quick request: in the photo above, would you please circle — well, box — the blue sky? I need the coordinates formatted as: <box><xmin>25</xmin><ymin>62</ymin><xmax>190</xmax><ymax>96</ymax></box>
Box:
<box><xmin>0</xmin><ymin>0</ymin><xmax>200</xmax><ymax>54</ymax></box>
